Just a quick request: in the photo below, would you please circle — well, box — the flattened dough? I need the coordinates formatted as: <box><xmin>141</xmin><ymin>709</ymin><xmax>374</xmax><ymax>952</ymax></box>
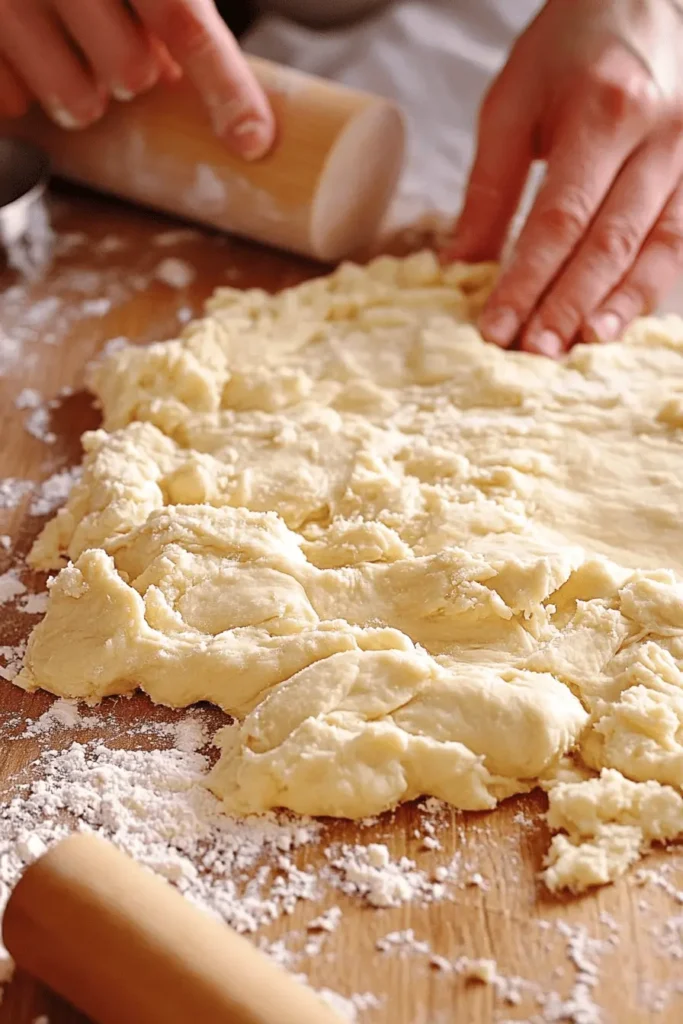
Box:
<box><xmin>16</xmin><ymin>252</ymin><xmax>683</xmax><ymax>891</ymax></box>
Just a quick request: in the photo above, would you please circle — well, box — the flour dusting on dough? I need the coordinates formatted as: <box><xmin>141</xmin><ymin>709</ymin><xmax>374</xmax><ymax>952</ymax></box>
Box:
<box><xmin>15</xmin><ymin>252</ymin><xmax>683</xmax><ymax>892</ymax></box>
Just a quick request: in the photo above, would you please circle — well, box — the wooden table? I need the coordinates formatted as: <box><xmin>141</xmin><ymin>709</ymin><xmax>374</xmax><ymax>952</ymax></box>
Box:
<box><xmin>1</xmin><ymin>190</ymin><xmax>682</xmax><ymax>1024</ymax></box>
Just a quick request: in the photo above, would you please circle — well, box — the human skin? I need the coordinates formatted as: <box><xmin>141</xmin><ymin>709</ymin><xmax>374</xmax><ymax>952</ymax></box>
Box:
<box><xmin>0</xmin><ymin>0</ymin><xmax>274</xmax><ymax>160</ymax></box>
<box><xmin>443</xmin><ymin>0</ymin><xmax>683</xmax><ymax>356</ymax></box>
<box><xmin>3</xmin><ymin>0</ymin><xmax>683</xmax><ymax>356</ymax></box>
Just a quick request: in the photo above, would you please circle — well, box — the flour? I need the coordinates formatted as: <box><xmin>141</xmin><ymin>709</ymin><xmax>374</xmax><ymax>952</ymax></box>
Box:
<box><xmin>155</xmin><ymin>257</ymin><xmax>196</xmax><ymax>289</ymax></box>
<box><xmin>29</xmin><ymin>467</ymin><xmax>81</xmax><ymax>517</ymax></box>
<box><xmin>14</xmin><ymin>388</ymin><xmax>41</xmax><ymax>410</ymax></box>
<box><xmin>0</xmin><ymin>328</ymin><xmax>22</xmax><ymax>376</ymax></box>
<box><xmin>328</xmin><ymin>843</ymin><xmax>448</xmax><ymax>908</ymax></box>
<box><xmin>153</xmin><ymin>229</ymin><xmax>201</xmax><ymax>248</ymax></box>
<box><xmin>376</xmin><ymin>928</ymin><xmax>431</xmax><ymax>955</ymax></box>
<box><xmin>80</xmin><ymin>298</ymin><xmax>112</xmax><ymax>318</ymax></box>
<box><xmin>96</xmin><ymin>235</ymin><xmax>127</xmax><ymax>255</ymax></box>
<box><xmin>0</xmin><ymin>478</ymin><xmax>32</xmax><ymax>511</ymax></box>
<box><xmin>0</xmin><ymin>641</ymin><xmax>27</xmax><ymax>681</ymax></box>
<box><xmin>315</xmin><ymin>988</ymin><xmax>381</xmax><ymax>1022</ymax></box>
<box><xmin>186</xmin><ymin>165</ymin><xmax>227</xmax><ymax>216</ymax></box>
<box><xmin>0</xmin><ymin>739</ymin><xmax>322</xmax><ymax>945</ymax></box>
<box><xmin>24</xmin><ymin>406</ymin><xmax>56</xmax><ymax>445</ymax></box>
<box><xmin>307</xmin><ymin>906</ymin><xmax>342</xmax><ymax>932</ymax></box>
<box><xmin>20</xmin><ymin>698</ymin><xmax>99</xmax><ymax>738</ymax></box>
<box><xmin>537</xmin><ymin>923</ymin><xmax>607</xmax><ymax>1024</ymax></box>
<box><xmin>2</xmin><ymin>197</ymin><xmax>53</xmax><ymax>280</ymax></box>
<box><xmin>18</xmin><ymin>592</ymin><xmax>49</xmax><ymax>615</ymax></box>
<box><xmin>0</xmin><ymin>569</ymin><xmax>26</xmax><ymax>605</ymax></box>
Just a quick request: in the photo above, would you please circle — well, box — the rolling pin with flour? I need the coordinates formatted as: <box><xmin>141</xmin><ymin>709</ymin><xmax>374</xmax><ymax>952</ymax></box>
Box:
<box><xmin>7</xmin><ymin>56</ymin><xmax>405</xmax><ymax>263</ymax></box>
<box><xmin>3</xmin><ymin>833</ymin><xmax>344</xmax><ymax>1024</ymax></box>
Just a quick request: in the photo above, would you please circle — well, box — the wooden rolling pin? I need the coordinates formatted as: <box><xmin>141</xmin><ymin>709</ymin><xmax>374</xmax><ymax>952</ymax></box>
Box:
<box><xmin>9</xmin><ymin>57</ymin><xmax>405</xmax><ymax>262</ymax></box>
<box><xmin>3</xmin><ymin>833</ymin><xmax>343</xmax><ymax>1024</ymax></box>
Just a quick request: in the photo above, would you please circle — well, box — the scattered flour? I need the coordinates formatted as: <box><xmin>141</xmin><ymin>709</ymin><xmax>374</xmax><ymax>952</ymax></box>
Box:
<box><xmin>154</xmin><ymin>258</ymin><xmax>195</xmax><ymax>289</ymax></box>
<box><xmin>0</xmin><ymin>641</ymin><xmax>27</xmax><ymax>681</ymax></box>
<box><xmin>29</xmin><ymin>467</ymin><xmax>81</xmax><ymax>517</ymax></box>
<box><xmin>0</xmin><ymin>740</ymin><xmax>321</xmax><ymax>945</ymax></box>
<box><xmin>152</xmin><ymin>229</ymin><xmax>201</xmax><ymax>247</ymax></box>
<box><xmin>307</xmin><ymin>906</ymin><xmax>342</xmax><ymax>933</ymax></box>
<box><xmin>100</xmin><ymin>335</ymin><xmax>128</xmax><ymax>357</ymax></box>
<box><xmin>0</xmin><ymin>478</ymin><xmax>32</xmax><ymax>511</ymax></box>
<box><xmin>80</xmin><ymin>298</ymin><xmax>112</xmax><ymax>318</ymax></box>
<box><xmin>96</xmin><ymin>235</ymin><xmax>127</xmax><ymax>255</ymax></box>
<box><xmin>14</xmin><ymin>388</ymin><xmax>41</xmax><ymax>410</ymax></box>
<box><xmin>316</xmin><ymin>988</ymin><xmax>381</xmax><ymax>1023</ymax></box>
<box><xmin>376</xmin><ymin>928</ymin><xmax>431</xmax><ymax>956</ymax></box>
<box><xmin>18</xmin><ymin>592</ymin><xmax>49</xmax><ymax>615</ymax></box>
<box><xmin>0</xmin><ymin>569</ymin><xmax>26</xmax><ymax>605</ymax></box>
<box><xmin>20</xmin><ymin>699</ymin><xmax>99</xmax><ymax>738</ymax></box>
<box><xmin>328</xmin><ymin>842</ymin><xmax>448</xmax><ymax>908</ymax></box>
<box><xmin>24</xmin><ymin>405</ymin><xmax>56</xmax><ymax>445</ymax></box>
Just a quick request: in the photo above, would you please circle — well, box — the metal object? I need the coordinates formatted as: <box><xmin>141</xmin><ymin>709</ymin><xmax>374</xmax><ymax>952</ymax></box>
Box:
<box><xmin>0</xmin><ymin>137</ymin><xmax>51</xmax><ymax>276</ymax></box>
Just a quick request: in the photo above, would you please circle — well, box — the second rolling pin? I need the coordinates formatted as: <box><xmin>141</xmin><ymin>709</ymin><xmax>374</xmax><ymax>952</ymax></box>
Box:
<box><xmin>10</xmin><ymin>56</ymin><xmax>406</xmax><ymax>263</ymax></box>
<box><xmin>3</xmin><ymin>833</ymin><xmax>344</xmax><ymax>1024</ymax></box>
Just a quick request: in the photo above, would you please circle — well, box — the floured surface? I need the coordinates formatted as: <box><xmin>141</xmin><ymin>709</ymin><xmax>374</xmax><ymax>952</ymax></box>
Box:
<box><xmin>3</xmin><ymin>196</ymin><xmax>683</xmax><ymax>1024</ymax></box>
<box><xmin>11</xmin><ymin>249</ymin><xmax>683</xmax><ymax>895</ymax></box>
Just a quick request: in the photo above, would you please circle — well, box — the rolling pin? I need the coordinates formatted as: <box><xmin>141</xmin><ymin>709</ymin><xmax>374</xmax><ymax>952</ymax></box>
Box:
<box><xmin>2</xmin><ymin>833</ymin><xmax>343</xmax><ymax>1024</ymax></box>
<box><xmin>9</xmin><ymin>56</ymin><xmax>405</xmax><ymax>263</ymax></box>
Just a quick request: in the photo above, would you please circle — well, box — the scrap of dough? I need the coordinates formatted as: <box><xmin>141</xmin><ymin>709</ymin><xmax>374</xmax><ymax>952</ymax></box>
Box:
<box><xmin>15</xmin><ymin>250</ymin><xmax>683</xmax><ymax>891</ymax></box>
<box><xmin>543</xmin><ymin>768</ymin><xmax>683</xmax><ymax>892</ymax></box>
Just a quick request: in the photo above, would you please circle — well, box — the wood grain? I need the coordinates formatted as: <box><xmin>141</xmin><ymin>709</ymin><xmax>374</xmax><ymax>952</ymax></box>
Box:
<box><xmin>1</xmin><ymin>190</ymin><xmax>682</xmax><ymax>1024</ymax></box>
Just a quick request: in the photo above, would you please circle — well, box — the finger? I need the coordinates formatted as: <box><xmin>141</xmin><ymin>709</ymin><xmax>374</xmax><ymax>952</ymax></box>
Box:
<box><xmin>442</xmin><ymin>68</ymin><xmax>536</xmax><ymax>265</ymax></box>
<box><xmin>0</xmin><ymin>55</ymin><xmax>30</xmax><ymax>119</ymax></box>
<box><xmin>148</xmin><ymin>37</ymin><xmax>183</xmax><ymax>85</ymax></box>
<box><xmin>1</xmin><ymin>0</ymin><xmax>106</xmax><ymax>128</ymax></box>
<box><xmin>54</xmin><ymin>0</ymin><xmax>159</xmax><ymax>101</ymax></box>
<box><xmin>585</xmin><ymin>179</ymin><xmax>683</xmax><ymax>341</ymax></box>
<box><xmin>522</xmin><ymin>124</ymin><xmax>683</xmax><ymax>355</ymax></box>
<box><xmin>479</xmin><ymin>52</ymin><xmax>657</xmax><ymax>349</ymax></box>
<box><xmin>132</xmin><ymin>0</ymin><xmax>274</xmax><ymax>159</ymax></box>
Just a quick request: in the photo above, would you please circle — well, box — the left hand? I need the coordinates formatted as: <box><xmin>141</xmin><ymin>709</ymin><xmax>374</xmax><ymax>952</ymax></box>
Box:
<box><xmin>443</xmin><ymin>0</ymin><xmax>683</xmax><ymax>357</ymax></box>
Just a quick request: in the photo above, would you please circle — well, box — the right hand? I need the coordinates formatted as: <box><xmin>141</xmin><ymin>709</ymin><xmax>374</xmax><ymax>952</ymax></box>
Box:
<box><xmin>0</xmin><ymin>0</ymin><xmax>274</xmax><ymax>160</ymax></box>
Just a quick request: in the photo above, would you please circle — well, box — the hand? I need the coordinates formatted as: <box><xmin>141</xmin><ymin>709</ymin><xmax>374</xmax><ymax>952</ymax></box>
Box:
<box><xmin>0</xmin><ymin>0</ymin><xmax>274</xmax><ymax>160</ymax></box>
<box><xmin>443</xmin><ymin>0</ymin><xmax>683</xmax><ymax>356</ymax></box>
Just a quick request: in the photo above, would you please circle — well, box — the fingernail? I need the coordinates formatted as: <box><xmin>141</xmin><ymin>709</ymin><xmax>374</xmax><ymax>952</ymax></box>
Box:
<box><xmin>227</xmin><ymin>118</ymin><xmax>272</xmax><ymax>161</ymax></box>
<box><xmin>112</xmin><ymin>84</ymin><xmax>135</xmax><ymax>102</ymax></box>
<box><xmin>46</xmin><ymin>101</ymin><xmax>83</xmax><ymax>130</ymax></box>
<box><xmin>585</xmin><ymin>312</ymin><xmax>621</xmax><ymax>343</ymax></box>
<box><xmin>527</xmin><ymin>329</ymin><xmax>563</xmax><ymax>359</ymax></box>
<box><xmin>47</xmin><ymin>97</ymin><xmax>103</xmax><ymax>129</ymax></box>
<box><xmin>478</xmin><ymin>306</ymin><xmax>518</xmax><ymax>347</ymax></box>
<box><xmin>112</xmin><ymin>64</ymin><xmax>160</xmax><ymax>102</ymax></box>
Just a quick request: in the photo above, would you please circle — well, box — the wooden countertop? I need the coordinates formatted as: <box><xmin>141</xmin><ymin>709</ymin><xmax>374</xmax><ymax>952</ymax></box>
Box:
<box><xmin>1</xmin><ymin>190</ymin><xmax>681</xmax><ymax>1024</ymax></box>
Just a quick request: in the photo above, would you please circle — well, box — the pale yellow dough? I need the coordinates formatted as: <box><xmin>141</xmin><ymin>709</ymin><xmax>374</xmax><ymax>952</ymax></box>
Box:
<box><xmin>17</xmin><ymin>252</ymin><xmax>683</xmax><ymax>891</ymax></box>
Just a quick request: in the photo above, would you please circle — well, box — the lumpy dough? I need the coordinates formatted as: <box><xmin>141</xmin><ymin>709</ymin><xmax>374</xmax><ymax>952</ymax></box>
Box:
<box><xmin>16</xmin><ymin>252</ymin><xmax>683</xmax><ymax>891</ymax></box>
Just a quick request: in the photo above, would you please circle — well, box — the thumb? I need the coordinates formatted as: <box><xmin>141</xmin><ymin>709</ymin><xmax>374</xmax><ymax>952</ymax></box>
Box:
<box><xmin>443</xmin><ymin>68</ymin><xmax>535</xmax><ymax>263</ymax></box>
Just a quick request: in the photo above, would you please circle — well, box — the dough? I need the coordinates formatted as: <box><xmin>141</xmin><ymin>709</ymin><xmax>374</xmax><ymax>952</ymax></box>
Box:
<box><xmin>17</xmin><ymin>251</ymin><xmax>683</xmax><ymax>890</ymax></box>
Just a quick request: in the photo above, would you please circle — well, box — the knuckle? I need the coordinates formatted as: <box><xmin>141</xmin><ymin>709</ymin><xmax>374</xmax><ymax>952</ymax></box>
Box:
<box><xmin>591</xmin><ymin>219</ymin><xmax>642</xmax><ymax>265</ymax></box>
<box><xmin>540</xmin><ymin>296</ymin><xmax>583</xmax><ymax>336</ymax></box>
<box><xmin>535</xmin><ymin>186</ymin><xmax>594</xmax><ymax>243</ymax></box>
<box><xmin>586</xmin><ymin>54</ymin><xmax>656</xmax><ymax>124</ymax></box>
<box><xmin>616</xmin><ymin>282</ymin><xmax>652</xmax><ymax>316</ymax></box>
<box><xmin>653</xmin><ymin>222</ymin><xmax>683</xmax><ymax>264</ymax></box>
